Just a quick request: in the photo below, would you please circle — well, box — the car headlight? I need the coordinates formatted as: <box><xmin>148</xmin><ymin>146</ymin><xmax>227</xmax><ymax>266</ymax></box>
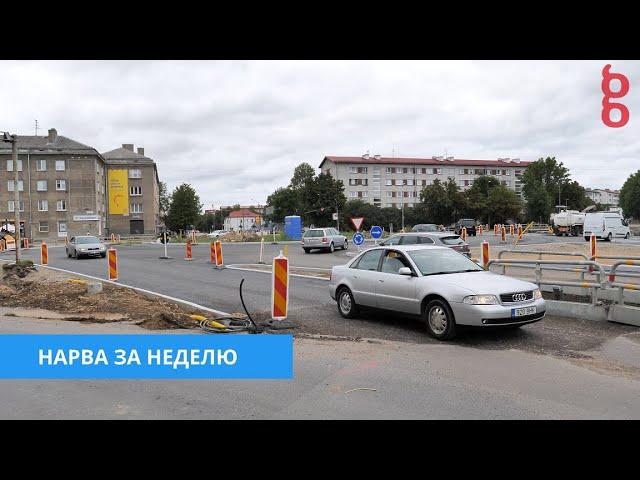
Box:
<box><xmin>463</xmin><ymin>294</ymin><xmax>499</xmax><ymax>305</ymax></box>
<box><xmin>533</xmin><ymin>288</ymin><xmax>542</xmax><ymax>300</ymax></box>
<box><xmin>79</xmin><ymin>248</ymin><xmax>86</xmax><ymax>252</ymax></box>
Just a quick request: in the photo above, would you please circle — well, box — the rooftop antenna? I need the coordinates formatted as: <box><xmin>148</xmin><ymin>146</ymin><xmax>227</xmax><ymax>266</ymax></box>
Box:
<box><xmin>35</xmin><ymin>119</ymin><xmax>39</xmax><ymax>136</ymax></box>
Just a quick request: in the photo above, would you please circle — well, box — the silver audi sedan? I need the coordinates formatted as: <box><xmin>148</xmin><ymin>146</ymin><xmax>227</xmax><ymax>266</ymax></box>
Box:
<box><xmin>66</xmin><ymin>235</ymin><xmax>107</xmax><ymax>259</ymax></box>
<box><xmin>329</xmin><ymin>245</ymin><xmax>545</xmax><ymax>340</ymax></box>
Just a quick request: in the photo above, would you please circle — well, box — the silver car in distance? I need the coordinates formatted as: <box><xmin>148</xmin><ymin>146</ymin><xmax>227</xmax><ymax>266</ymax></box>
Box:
<box><xmin>329</xmin><ymin>245</ymin><xmax>545</xmax><ymax>340</ymax></box>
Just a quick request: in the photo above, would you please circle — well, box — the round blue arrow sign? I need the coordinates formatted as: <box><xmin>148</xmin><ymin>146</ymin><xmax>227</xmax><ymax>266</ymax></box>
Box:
<box><xmin>352</xmin><ymin>232</ymin><xmax>365</xmax><ymax>246</ymax></box>
<box><xmin>370</xmin><ymin>225</ymin><xmax>383</xmax><ymax>239</ymax></box>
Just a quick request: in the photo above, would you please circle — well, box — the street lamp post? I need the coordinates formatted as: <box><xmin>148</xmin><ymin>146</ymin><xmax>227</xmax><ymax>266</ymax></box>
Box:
<box><xmin>2</xmin><ymin>132</ymin><xmax>20</xmax><ymax>264</ymax></box>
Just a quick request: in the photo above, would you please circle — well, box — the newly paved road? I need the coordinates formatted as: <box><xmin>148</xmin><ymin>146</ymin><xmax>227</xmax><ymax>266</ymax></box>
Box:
<box><xmin>1</xmin><ymin>315</ymin><xmax>639</xmax><ymax>419</ymax></box>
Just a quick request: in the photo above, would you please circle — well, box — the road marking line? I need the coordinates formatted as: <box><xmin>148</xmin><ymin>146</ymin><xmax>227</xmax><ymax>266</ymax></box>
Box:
<box><xmin>0</xmin><ymin>259</ymin><xmax>232</xmax><ymax>317</ymax></box>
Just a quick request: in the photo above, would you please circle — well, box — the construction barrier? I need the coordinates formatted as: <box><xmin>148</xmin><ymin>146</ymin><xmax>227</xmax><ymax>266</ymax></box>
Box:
<box><xmin>517</xmin><ymin>224</ymin><xmax>523</xmax><ymax>237</ymax></box>
<box><xmin>480</xmin><ymin>240</ymin><xmax>490</xmax><ymax>269</ymax></box>
<box><xmin>510</xmin><ymin>224</ymin><xmax>515</xmax><ymax>237</ymax></box>
<box><xmin>111</xmin><ymin>233</ymin><xmax>116</xmax><ymax>242</ymax></box>
<box><xmin>185</xmin><ymin>240</ymin><xmax>193</xmax><ymax>261</ymax></box>
<box><xmin>41</xmin><ymin>242</ymin><xmax>48</xmax><ymax>265</ymax></box>
<box><xmin>461</xmin><ymin>227</ymin><xmax>467</xmax><ymax>242</ymax></box>
<box><xmin>589</xmin><ymin>233</ymin><xmax>597</xmax><ymax>273</ymax></box>
<box><xmin>271</xmin><ymin>251</ymin><xmax>289</xmax><ymax>320</ymax></box>
<box><xmin>214</xmin><ymin>240</ymin><xmax>223</xmax><ymax>268</ymax></box>
<box><xmin>108</xmin><ymin>248</ymin><xmax>118</xmax><ymax>281</ymax></box>
<box><xmin>209</xmin><ymin>241</ymin><xmax>216</xmax><ymax>264</ymax></box>
<box><xmin>0</xmin><ymin>240</ymin><xmax>4</xmax><ymax>252</ymax></box>
<box><xmin>494</xmin><ymin>224</ymin><xmax>499</xmax><ymax>235</ymax></box>
<box><xmin>479</xmin><ymin>225</ymin><xmax>483</xmax><ymax>235</ymax></box>
<box><xmin>23</xmin><ymin>238</ymin><xmax>29</xmax><ymax>249</ymax></box>
<box><xmin>501</xmin><ymin>226</ymin><xmax>507</xmax><ymax>242</ymax></box>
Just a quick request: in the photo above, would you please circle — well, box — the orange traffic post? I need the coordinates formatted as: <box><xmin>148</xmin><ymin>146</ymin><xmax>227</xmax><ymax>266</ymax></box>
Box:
<box><xmin>461</xmin><ymin>227</ymin><xmax>467</xmax><ymax>242</ymax></box>
<box><xmin>41</xmin><ymin>242</ymin><xmax>48</xmax><ymax>265</ymax></box>
<box><xmin>271</xmin><ymin>251</ymin><xmax>289</xmax><ymax>320</ymax></box>
<box><xmin>494</xmin><ymin>224</ymin><xmax>499</xmax><ymax>235</ymax></box>
<box><xmin>258</xmin><ymin>237</ymin><xmax>265</xmax><ymax>264</ymax></box>
<box><xmin>510</xmin><ymin>224</ymin><xmax>514</xmax><ymax>236</ymax></box>
<box><xmin>517</xmin><ymin>224</ymin><xmax>523</xmax><ymax>237</ymax></box>
<box><xmin>0</xmin><ymin>240</ymin><xmax>4</xmax><ymax>252</ymax></box>
<box><xmin>209</xmin><ymin>241</ymin><xmax>216</xmax><ymax>264</ymax></box>
<box><xmin>479</xmin><ymin>225</ymin><xmax>483</xmax><ymax>235</ymax></box>
<box><xmin>501</xmin><ymin>226</ymin><xmax>507</xmax><ymax>243</ymax></box>
<box><xmin>23</xmin><ymin>238</ymin><xmax>29</xmax><ymax>249</ymax></box>
<box><xmin>214</xmin><ymin>240</ymin><xmax>224</xmax><ymax>269</ymax></box>
<box><xmin>185</xmin><ymin>240</ymin><xmax>193</xmax><ymax>261</ymax></box>
<box><xmin>108</xmin><ymin>248</ymin><xmax>118</xmax><ymax>281</ymax></box>
<box><xmin>589</xmin><ymin>233</ymin><xmax>597</xmax><ymax>273</ymax></box>
<box><xmin>480</xmin><ymin>240</ymin><xmax>490</xmax><ymax>269</ymax></box>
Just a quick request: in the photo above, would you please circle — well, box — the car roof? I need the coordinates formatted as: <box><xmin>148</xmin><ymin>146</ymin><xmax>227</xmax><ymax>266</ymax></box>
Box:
<box><xmin>390</xmin><ymin>232</ymin><xmax>458</xmax><ymax>238</ymax></box>
<box><xmin>369</xmin><ymin>244</ymin><xmax>449</xmax><ymax>252</ymax></box>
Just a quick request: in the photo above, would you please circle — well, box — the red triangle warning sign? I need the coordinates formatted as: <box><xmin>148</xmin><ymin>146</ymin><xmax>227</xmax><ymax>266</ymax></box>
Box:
<box><xmin>350</xmin><ymin>217</ymin><xmax>365</xmax><ymax>231</ymax></box>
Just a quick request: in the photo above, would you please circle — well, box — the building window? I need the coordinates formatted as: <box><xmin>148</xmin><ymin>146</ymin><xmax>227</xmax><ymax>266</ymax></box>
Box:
<box><xmin>37</xmin><ymin>200</ymin><xmax>48</xmax><ymax>211</ymax></box>
<box><xmin>7</xmin><ymin>180</ymin><xmax>24</xmax><ymax>191</ymax></box>
<box><xmin>130</xmin><ymin>185</ymin><xmax>142</xmax><ymax>196</ymax></box>
<box><xmin>433</xmin><ymin>168</ymin><xmax>442</xmax><ymax>175</ymax></box>
<box><xmin>36</xmin><ymin>180</ymin><xmax>48</xmax><ymax>191</ymax></box>
<box><xmin>130</xmin><ymin>203</ymin><xmax>143</xmax><ymax>213</ymax></box>
<box><xmin>6</xmin><ymin>159</ymin><xmax>23</xmax><ymax>172</ymax></box>
<box><xmin>361</xmin><ymin>191</ymin><xmax>368</xmax><ymax>198</ymax></box>
<box><xmin>349</xmin><ymin>191</ymin><xmax>357</xmax><ymax>198</ymax></box>
<box><xmin>385</xmin><ymin>179</ymin><xmax>392</xmax><ymax>186</ymax></box>
<box><xmin>406</xmin><ymin>179</ymin><xmax>414</xmax><ymax>186</ymax></box>
<box><xmin>56</xmin><ymin>179</ymin><xmax>67</xmax><ymax>191</ymax></box>
<box><xmin>58</xmin><ymin>222</ymin><xmax>67</xmax><ymax>234</ymax></box>
<box><xmin>57</xmin><ymin>199</ymin><xmax>67</xmax><ymax>211</ymax></box>
<box><xmin>129</xmin><ymin>169</ymin><xmax>142</xmax><ymax>179</ymax></box>
<box><xmin>39</xmin><ymin>221</ymin><xmax>49</xmax><ymax>233</ymax></box>
<box><xmin>56</xmin><ymin>160</ymin><xmax>66</xmax><ymax>171</ymax></box>
<box><xmin>8</xmin><ymin>201</ymin><xmax>24</xmax><ymax>212</ymax></box>
<box><xmin>36</xmin><ymin>159</ymin><xmax>47</xmax><ymax>171</ymax></box>
<box><xmin>386</xmin><ymin>191</ymin><xmax>393</xmax><ymax>197</ymax></box>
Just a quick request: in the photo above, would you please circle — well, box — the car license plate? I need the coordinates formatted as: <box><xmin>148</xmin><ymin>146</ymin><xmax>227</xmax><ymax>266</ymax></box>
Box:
<box><xmin>512</xmin><ymin>306</ymin><xmax>536</xmax><ymax>318</ymax></box>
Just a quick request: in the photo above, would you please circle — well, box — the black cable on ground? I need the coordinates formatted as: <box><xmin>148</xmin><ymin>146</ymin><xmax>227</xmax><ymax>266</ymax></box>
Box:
<box><xmin>198</xmin><ymin>278</ymin><xmax>264</xmax><ymax>334</ymax></box>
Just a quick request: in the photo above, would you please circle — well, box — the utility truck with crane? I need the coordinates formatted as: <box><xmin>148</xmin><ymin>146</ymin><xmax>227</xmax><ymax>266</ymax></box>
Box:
<box><xmin>549</xmin><ymin>205</ymin><xmax>596</xmax><ymax>237</ymax></box>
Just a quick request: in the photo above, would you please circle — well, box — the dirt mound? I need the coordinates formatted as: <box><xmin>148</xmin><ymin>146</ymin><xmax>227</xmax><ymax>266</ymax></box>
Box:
<box><xmin>0</xmin><ymin>272</ymin><xmax>214</xmax><ymax>330</ymax></box>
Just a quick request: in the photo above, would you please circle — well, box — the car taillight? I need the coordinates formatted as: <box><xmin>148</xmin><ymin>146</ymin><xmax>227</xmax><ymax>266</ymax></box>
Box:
<box><xmin>322</xmin><ymin>237</ymin><xmax>328</xmax><ymax>243</ymax></box>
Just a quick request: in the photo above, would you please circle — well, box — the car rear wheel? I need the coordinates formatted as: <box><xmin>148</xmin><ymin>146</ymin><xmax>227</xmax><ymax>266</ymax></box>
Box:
<box><xmin>101</xmin><ymin>253</ymin><xmax>106</xmax><ymax>258</ymax></box>
<box><xmin>329</xmin><ymin>242</ymin><xmax>335</xmax><ymax>253</ymax></box>
<box><xmin>342</xmin><ymin>240</ymin><xmax>348</xmax><ymax>250</ymax></box>
<box><xmin>67</xmin><ymin>250</ymin><xmax>71</xmax><ymax>258</ymax></box>
<box><xmin>424</xmin><ymin>299</ymin><xmax>457</xmax><ymax>340</ymax></box>
<box><xmin>625</xmin><ymin>232</ymin><xmax>630</xmax><ymax>239</ymax></box>
<box><xmin>303</xmin><ymin>248</ymin><xmax>310</xmax><ymax>253</ymax></box>
<box><xmin>337</xmin><ymin>287</ymin><xmax>358</xmax><ymax>318</ymax></box>
<box><xmin>607</xmin><ymin>233</ymin><xmax>613</xmax><ymax>242</ymax></box>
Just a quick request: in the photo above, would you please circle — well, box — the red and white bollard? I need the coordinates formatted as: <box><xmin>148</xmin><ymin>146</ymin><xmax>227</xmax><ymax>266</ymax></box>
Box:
<box><xmin>185</xmin><ymin>240</ymin><xmax>193</xmax><ymax>261</ymax></box>
<box><xmin>41</xmin><ymin>242</ymin><xmax>48</xmax><ymax>265</ymax></box>
<box><xmin>480</xmin><ymin>240</ymin><xmax>490</xmax><ymax>269</ymax></box>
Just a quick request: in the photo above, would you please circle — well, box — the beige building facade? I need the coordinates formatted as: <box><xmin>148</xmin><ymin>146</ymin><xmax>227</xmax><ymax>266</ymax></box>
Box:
<box><xmin>102</xmin><ymin>144</ymin><xmax>160</xmax><ymax>235</ymax></box>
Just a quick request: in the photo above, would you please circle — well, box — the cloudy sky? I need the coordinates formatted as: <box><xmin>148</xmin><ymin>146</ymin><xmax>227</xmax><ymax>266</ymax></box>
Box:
<box><xmin>1</xmin><ymin>60</ymin><xmax>639</xmax><ymax>208</ymax></box>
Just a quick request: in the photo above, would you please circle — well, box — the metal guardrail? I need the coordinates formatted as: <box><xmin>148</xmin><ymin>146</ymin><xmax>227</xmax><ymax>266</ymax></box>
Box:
<box><xmin>488</xmin><ymin>257</ymin><xmax>640</xmax><ymax>306</ymax></box>
<box><xmin>498</xmin><ymin>250</ymin><xmax>589</xmax><ymax>261</ymax></box>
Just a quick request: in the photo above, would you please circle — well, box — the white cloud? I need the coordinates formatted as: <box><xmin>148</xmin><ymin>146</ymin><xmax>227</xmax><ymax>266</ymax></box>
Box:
<box><xmin>1</xmin><ymin>60</ymin><xmax>638</xmax><ymax>208</ymax></box>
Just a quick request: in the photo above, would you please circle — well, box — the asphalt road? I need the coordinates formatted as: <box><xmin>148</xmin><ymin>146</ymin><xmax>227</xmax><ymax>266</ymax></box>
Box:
<box><xmin>5</xmin><ymin>240</ymin><xmax>638</xmax><ymax>357</ymax></box>
<box><xmin>1</xmin><ymin>315</ymin><xmax>639</xmax><ymax>419</ymax></box>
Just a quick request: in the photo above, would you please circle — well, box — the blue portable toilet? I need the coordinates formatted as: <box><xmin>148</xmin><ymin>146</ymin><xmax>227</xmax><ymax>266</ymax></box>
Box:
<box><xmin>284</xmin><ymin>215</ymin><xmax>302</xmax><ymax>240</ymax></box>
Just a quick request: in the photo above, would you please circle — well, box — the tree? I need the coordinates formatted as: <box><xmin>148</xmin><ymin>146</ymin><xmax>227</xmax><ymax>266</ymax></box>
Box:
<box><xmin>166</xmin><ymin>183</ymin><xmax>203</xmax><ymax>232</ymax></box>
<box><xmin>464</xmin><ymin>175</ymin><xmax>500</xmax><ymax>221</ymax></box>
<box><xmin>196</xmin><ymin>213</ymin><xmax>215</xmax><ymax>233</ymax></box>
<box><xmin>485</xmin><ymin>185</ymin><xmax>523</xmax><ymax>224</ymax></box>
<box><xmin>289</xmin><ymin>163</ymin><xmax>316</xmax><ymax>191</ymax></box>
<box><xmin>266</xmin><ymin>187</ymin><xmax>298</xmax><ymax>223</ymax></box>
<box><xmin>158</xmin><ymin>181</ymin><xmax>170</xmax><ymax>223</ymax></box>
<box><xmin>520</xmin><ymin>157</ymin><xmax>591</xmax><ymax>220</ymax></box>
<box><xmin>419</xmin><ymin>179</ymin><xmax>453</xmax><ymax>225</ymax></box>
<box><xmin>301</xmin><ymin>172</ymin><xmax>346</xmax><ymax>226</ymax></box>
<box><xmin>620</xmin><ymin>170</ymin><xmax>640</xmax><ymax>220</ymax></box>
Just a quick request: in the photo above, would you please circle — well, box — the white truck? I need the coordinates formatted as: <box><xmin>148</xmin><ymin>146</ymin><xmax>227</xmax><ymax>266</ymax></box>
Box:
<box><xmin>549</xmin><ymin>205</ymin><xmax>593</xmax><ymax>237</ymax></box>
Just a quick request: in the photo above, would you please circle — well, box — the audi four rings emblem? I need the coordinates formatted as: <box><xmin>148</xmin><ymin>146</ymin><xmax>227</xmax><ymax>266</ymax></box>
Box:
<box><xmin>512</xmin><ymin>293</ymin><xmax>527</xmax><ymax>302</ymax></box>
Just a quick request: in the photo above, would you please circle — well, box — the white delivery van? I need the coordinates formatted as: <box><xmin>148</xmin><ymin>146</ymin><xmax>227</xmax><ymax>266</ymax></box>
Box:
<box><xmin>583</xmin><ymin>212</ymin><xmax>631</xmax><ymax>241</ymax></box>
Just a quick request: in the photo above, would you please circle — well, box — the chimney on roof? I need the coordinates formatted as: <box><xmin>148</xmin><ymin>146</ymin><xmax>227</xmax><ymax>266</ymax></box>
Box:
<box><xmin>47</xmin><ymin>128</ymin><xmax>58</xmax><ymax>143</ymax></box>
<box><xmin>362</xmin><ymin>153</ymin><xmax>370</xmax><ymax>160</ymax></box>
<box><xmin>137</xmin><ymin>147</ymin><xmax>145</xmax><ymax>156</ymax></box>
<box><xmin>512</xmin><ymin>158</ymin><xmax>521</xmax><ymax>163</ymax></box>
<box><xmin>446</xmin><ymin>156</ymin><xmax>454</xmax><ymax>161</ymax></box>
<box><xmin>374</xmin><ymin>154</ymin><xmax>381</xmax><ymax>160</ymax></box>
<box><xmin>122</xmin><ymin>144</ymin><xmax>134</xmax><ymax>151</ymax></box>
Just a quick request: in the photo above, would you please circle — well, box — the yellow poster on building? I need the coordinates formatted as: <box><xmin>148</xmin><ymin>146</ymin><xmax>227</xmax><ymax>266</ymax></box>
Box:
<box><xmin>108</xmin><ymin>169</ymin><xmax>129</xmax><ymax>215</ymax></box>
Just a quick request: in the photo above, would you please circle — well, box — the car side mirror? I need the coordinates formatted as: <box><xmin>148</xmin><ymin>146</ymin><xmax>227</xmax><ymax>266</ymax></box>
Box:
<box><xmin>398</xmin><ymin>267</ymin><xmax>413</xmax><ymax>276</ymax></box>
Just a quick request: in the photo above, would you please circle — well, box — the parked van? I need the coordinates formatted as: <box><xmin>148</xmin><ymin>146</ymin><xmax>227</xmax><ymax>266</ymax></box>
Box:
<box><xmin>583</xmin><ymin>212</ymin><xmax>631</xmax><ymax>241</ymax></box>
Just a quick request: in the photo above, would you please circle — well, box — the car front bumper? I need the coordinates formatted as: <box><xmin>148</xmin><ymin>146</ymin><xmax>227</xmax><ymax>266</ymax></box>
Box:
<box><xmin>451</xmin><ymin>299</ymin><xmax>546</xmax><ymax>326</ymax></box>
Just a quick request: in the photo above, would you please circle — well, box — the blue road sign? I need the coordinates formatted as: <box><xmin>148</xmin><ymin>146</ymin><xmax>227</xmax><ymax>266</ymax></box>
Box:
<box><xmin>353</xmin><ymin>232</ymin><xmax>365</xmax><ymax>246</ymax></box>
<box><xmin>370</xmin><ymin>225</ymin><xmax>383</xmax><ymax>239</ymax></box>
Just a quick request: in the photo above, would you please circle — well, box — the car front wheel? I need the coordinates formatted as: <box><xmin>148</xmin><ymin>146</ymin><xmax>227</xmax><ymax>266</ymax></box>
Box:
<box><xmin>607</xmin><ymin>233</ymin><xmax>613</xmax><ymax>242</ymax></box>
<box><xmin>424</xmin><ymin>299</ymin><xmax>457</xmax><ymax>340</ymax></box>
<box><xmin>625</xmin><ymin>232</ymin><xmax>630</xmax><ymax>239</ymax></box>
<box><xmin>329</xmin><ymin>242</ymin><xmax>335</xmax><ymax>253</ymax></box>
<box><xmin>337</xmin><ymin>287</ymin><xmax>358</xmax><ymax>318</ymax></box>
<box><xmin>342</xmin><ymin>240</ymin><xmax>348</xmax><ymax>250</ymax></box>
<box><xmin>303</xmin><ymin>248</ymin><xmax>310</xmax><ymax>253</ymax></box>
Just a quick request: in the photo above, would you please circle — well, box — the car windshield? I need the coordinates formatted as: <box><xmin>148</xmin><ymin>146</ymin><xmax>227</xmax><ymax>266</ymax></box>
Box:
<box><xmin>408</xmin><ymin>248</ymin><xmax>483</xmax><ymax>276</ymax></box>
<box><xmin>460</xmin><ymin>220</ymin><xmax>475</xmax><ymax>226</ymax></box>
<box><xmin>304</xmin><ymin>230</ymin><xmax>324</xmax><ymax>237</ymax></box>
<box><xmin>77</xmin><ymin>236</ymin><xmax>100</xmax><ymax>244</ymax></box>
<box><xmin>440</xmin><ymin>236</ymin><xmax>464</xmax><ymax>245</ymax></box>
